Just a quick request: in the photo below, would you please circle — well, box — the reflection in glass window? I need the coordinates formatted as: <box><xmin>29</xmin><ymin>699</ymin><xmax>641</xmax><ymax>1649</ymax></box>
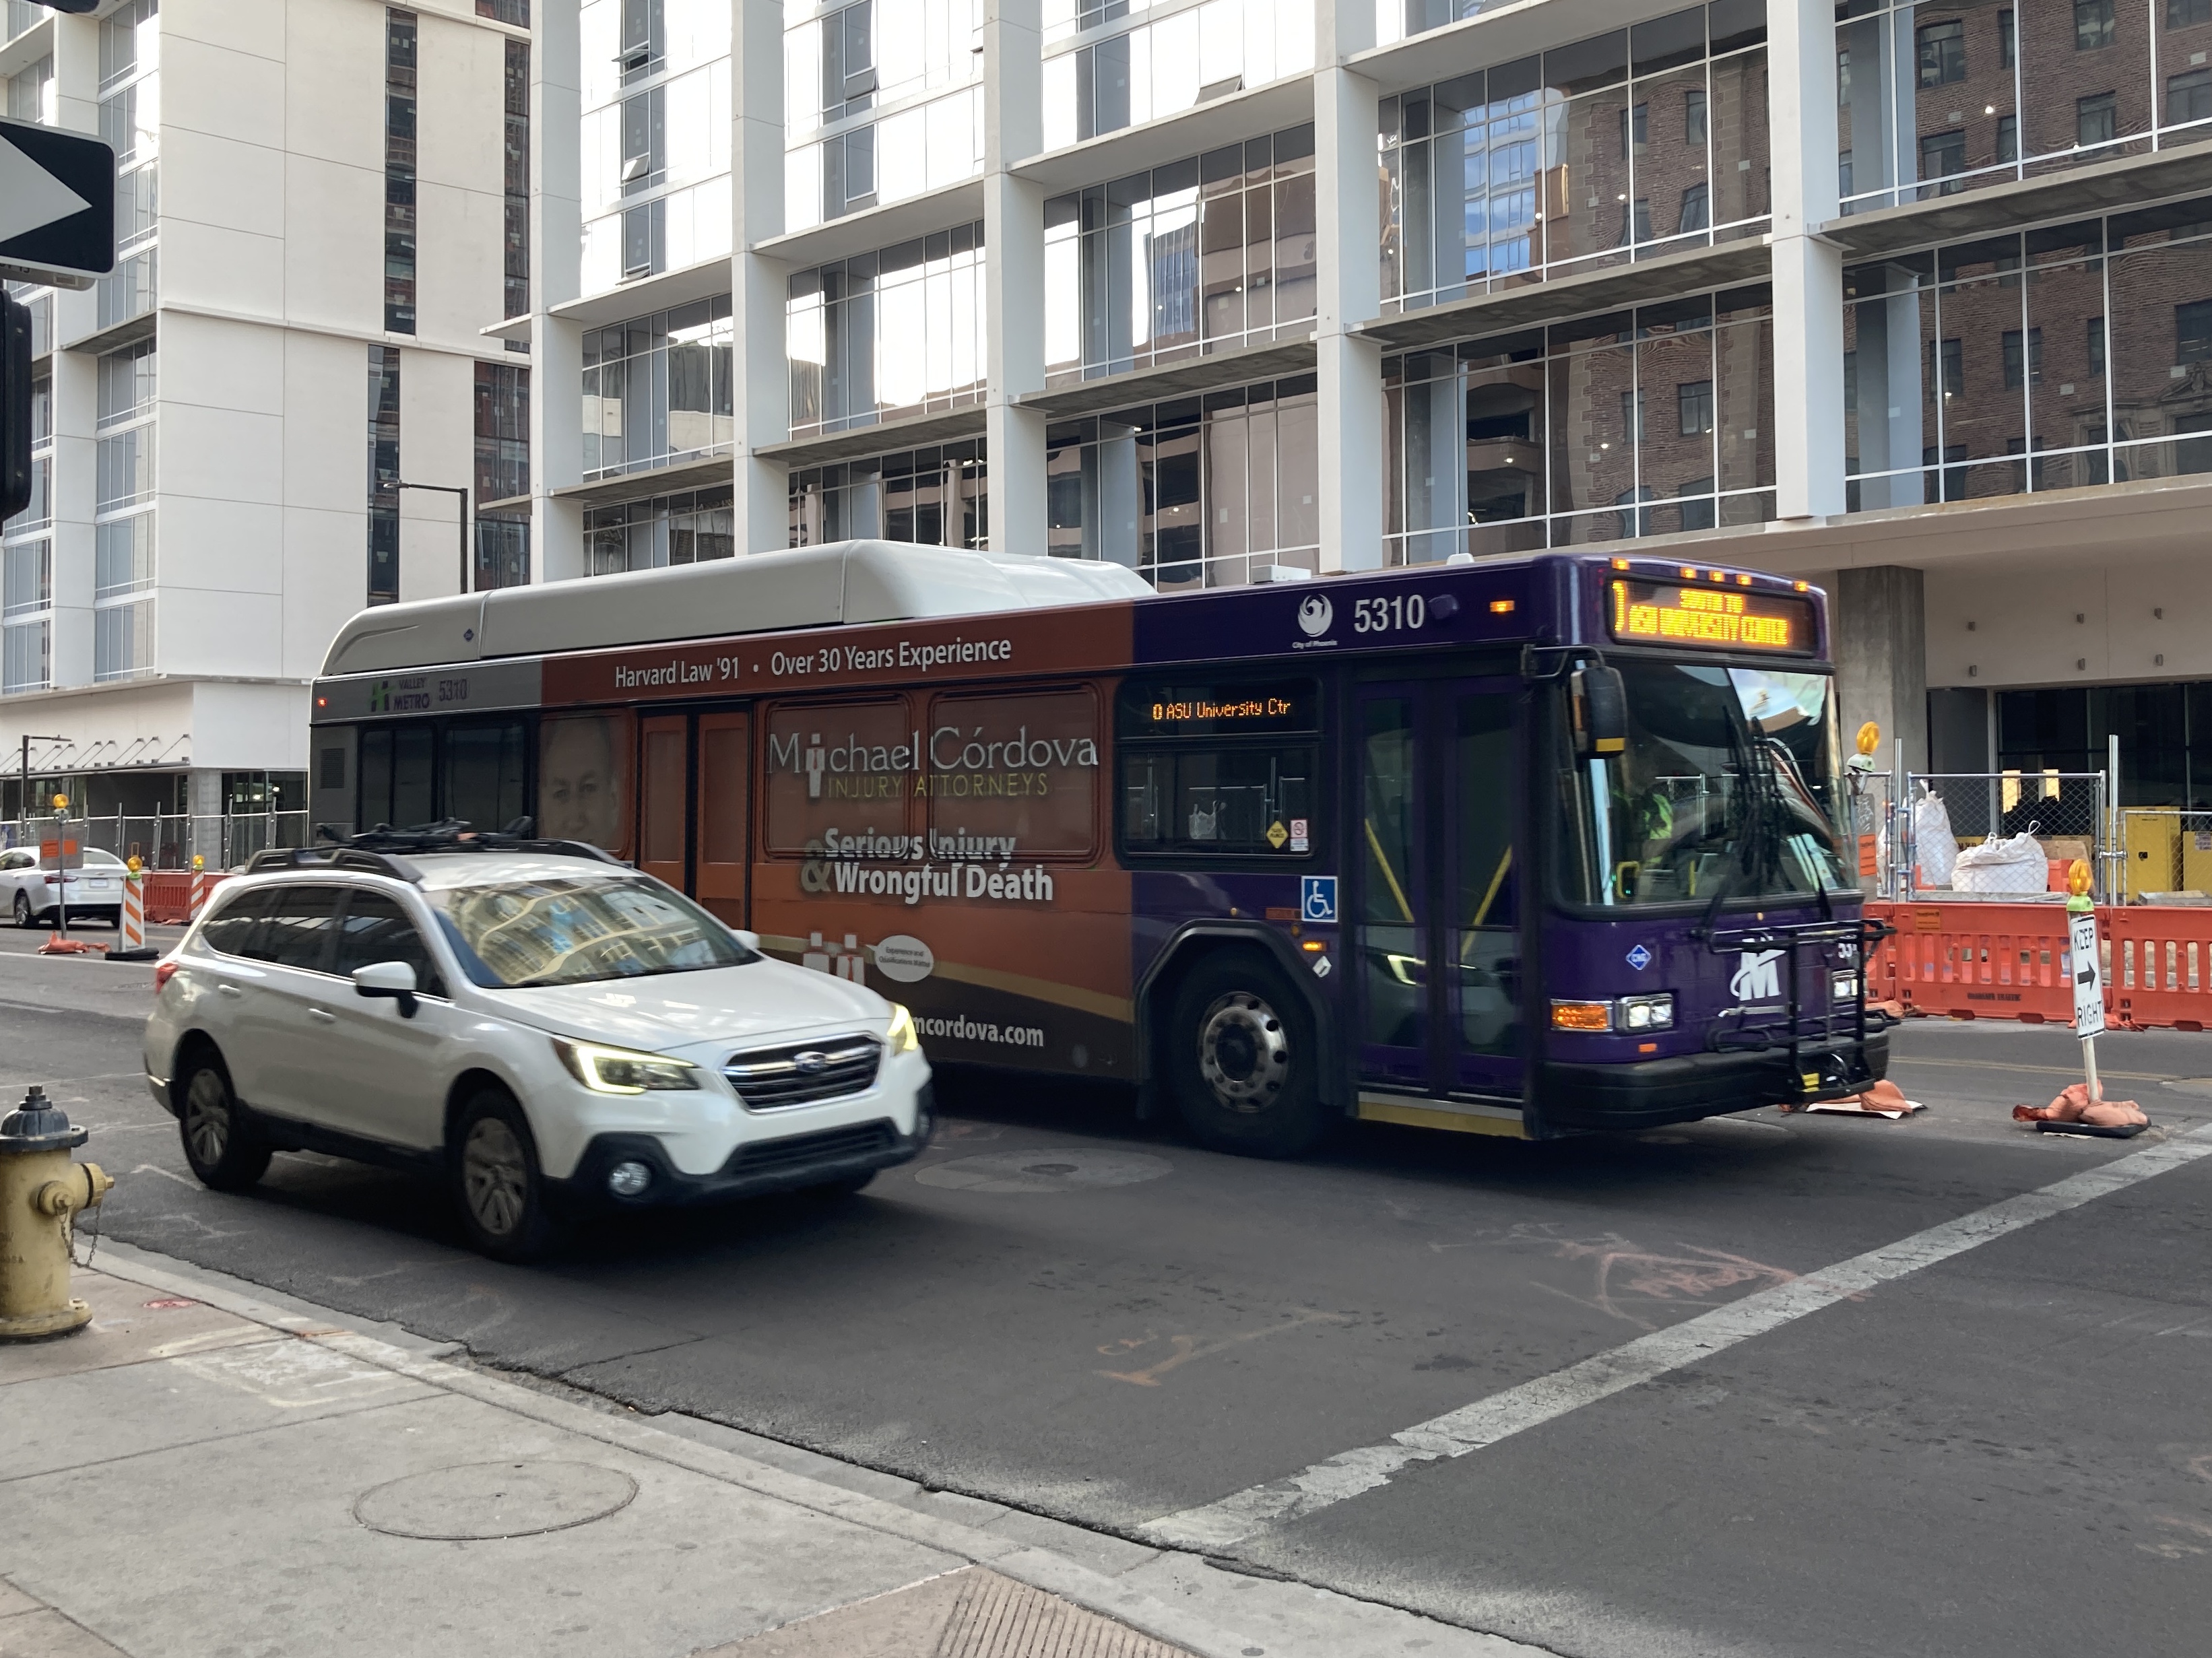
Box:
<box><xmin>1381</xmin><ymin>5</ymin><xmax>1769</xmax><ymax>313</ymax></box>
<box><xmin>1043</xmin><ymin>378</ymin><xmax>1318</xmax><ymax>590</ymax></box>
<box><xmin>1045</xmin><ymin>126</ymin><xmax>1315</xmax><ymax>385</ymax></box>
<box><xmin>581</xmin><ymin>297</ymin><xmax>734</xmax><ymax>479</ymax></box>
<box><xmin>1120</xmin><ymin>745</ymin><xmax>1316</xmax><ymax>858</ymax></box>
<box><xmin>1383</xmin><ymin>288</ymin><xmax>1775</xmax><ymax>563</ymax></box>
<box><xmin>585</xmin><ymin>485</ymin><xmax>734</xmax><ymax>574</ymax></box>
<box><xmin>788</xmin><ymin>224</ymin><xmax>985</xmax><ymax>438</ymax></box>
<box><xmin>1843</xmin><ymin>204</ymin><xmax>2212</xmax><ymax>512</ymax></box>
<box><xmin>430</xmin><ymin>876</ymin><xmax>751</xmax><ymax>989</ymax></box>
<box><xmin>925</xmin><ymin>690</ymin><xmax>1101</xmax><ymax>857</ymax></box>
<box><xmin>1041</xmin><ymin>0</ymin><xmax>1314</xmax><ymax>148</ymax></box>
<box><xmin>788</xmin><ymin>442</ymin><xmax>987</xmax><ymax>550</ymax></box>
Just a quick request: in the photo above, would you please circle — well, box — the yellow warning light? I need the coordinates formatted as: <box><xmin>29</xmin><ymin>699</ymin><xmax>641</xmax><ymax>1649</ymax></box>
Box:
<box><xmin>126</xmin><ymin>855</ymin><xmax>143</xmax><ymax>875</ymax></box>
<box><xmin>1793</xmin><ymin>580</ymin><xmax>1810</xmax><ymax>592</ymax></box>
<box><xmin>2068</xmin><ymin>859</ymin><xmax>2093</xmax><ymax>897</ymax></box>
<box><xmin>192</xmin><ymin>854</ymin><xmax>205</xmax><ymax>871</ymax></box>
<box><xmin>1489</xmin><ymin>598</ymin><xmax>1516</xmax><ymax>614</ymax></box>
<box><xmin>1736</xmin><ymin>572</ymin><xmax>1753</xmax><ymax>586</ymax></box>
<box><xmin>1707</xmin><ymin>569</ymin><xmax>1725</xmax><ymax>582</ymax></box>
<box><xmin>1679</xmin><ymin>565</ymin><xmax>1698</xmax><ymax>578</ymax></box>
<box><xmin>1856</xmin><ymin>721</ymin><xmax>1881</xmax><ymax>758</ymax></box>
<box><xmin>1611</xmin><ymin>557</ymin><xmax>1631</xmax><ymax>570</ymax></box>
<box><xmin>49</xmin><ymin>793</ymin><xmax>67</xmax><ymax>812</ymax></box>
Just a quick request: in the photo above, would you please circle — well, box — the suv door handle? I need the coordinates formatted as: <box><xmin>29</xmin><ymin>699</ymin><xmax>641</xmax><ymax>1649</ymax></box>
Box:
<box><xmin>308</xmin><ymin>1006</ymin><xmax>336</xmax><ymax>1023</ymax></box>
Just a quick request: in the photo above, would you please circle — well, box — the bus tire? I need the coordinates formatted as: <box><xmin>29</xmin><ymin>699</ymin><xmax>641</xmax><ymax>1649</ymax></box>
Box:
<box><xmin>1165</xmin><ymin>951</ymin><xmax>1328</xmax><ymax>1158</ymax></box>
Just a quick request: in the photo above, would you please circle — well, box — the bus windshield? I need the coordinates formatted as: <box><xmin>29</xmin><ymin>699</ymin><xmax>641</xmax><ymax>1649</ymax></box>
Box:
<box><xmin>1563</xmin><ymin>661</ymin><xmax>1850</xmax><ymax>906</ymax></box>
<box><xmin>428</xmin><ymin>875</ymin><xmax>756</xmax><ymax>988</ymax></box>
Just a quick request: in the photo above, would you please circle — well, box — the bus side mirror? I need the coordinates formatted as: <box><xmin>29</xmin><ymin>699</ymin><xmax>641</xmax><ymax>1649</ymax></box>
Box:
<box><xmin>1573</xmin><ymin>666</ymin><xmax>1628</xmax><ymax>757</ymax></box>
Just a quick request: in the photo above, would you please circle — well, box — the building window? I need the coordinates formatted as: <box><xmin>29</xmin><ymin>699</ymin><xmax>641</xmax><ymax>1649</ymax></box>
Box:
<box><xmin>93</xmin><ymin>597</ymin><xmax>154</xmax><ymax>682</ymax></box>
<box><xmin>1</xmin><ymin>537</ymin><xmax>49</xmax><ymax>694</ymax></box>
<box><xmin>1916</xmin><ymin>19</ymin><xmax>1965</xmax><ymax>86</ymax></box>
<box><xmin>1381</xmin><ymin>10</ymin><xmax>1771</xmax><ymax>313</ymax></box>
<box><xmin>2181</xmin><ymin>299</ymin><xmax>2212</xmax><ymax>362</ymax></box>
<box><xmin>1920</xmin><ymin>129</ymin><xmax>1967</xmax><ymax>193</ymax></box>
<box><xmin>2075</xmin><ymin>0</ymin><xmax>2116</xmax><ymax>51</ymax></box>
<box><xmin>476</xmin><ymin>1</ymin><xmax>529</xmax><ymax>22</ymax></box>
<box><xmin>788</xmin><ymin>223</ymin><xmax>987</xmax><ymax>438</ymax></box>
<box><xmin>2172</xmin><ymin>0</ymin><xmax>2212</xmax><ymax>26</ymax></box>
<box><xmin>789</xmin><ymin>442</ymin><xmax>988</xmax><ymax>552</ymax></box>
<box><xmin>1678</xmin><ymin>379</ymin><xmax>1715</xmax><ymax>436</ymax></box>
<box><xmin>385</xmin><ymin>9</ymin><xmax>418</xmax><ymax>335</ymax></box>
<box><xmin>1041</xmin><ymin>380</ymin><xmax>1322</xmax><ymax>587</ymax></box>
<box><xmin>1047</xmin><ymin>126</ymin><xmax>1316</xmax><ymax>382</ymax></box>
<box><xmin>476</xmin><ymin>516</ymin><xmax>528</xmax><ymax>590</ymax></box>
<box><xmin>94</xmin><ymin>515</ymin><xmax>155</xmax><ymax>601</ymax></box>
<box><xmin>2088</xmin><ymin>314</ymin><xmax>2106</xmax><ymax>376</ymax></box>
<box><xmin>2077</xmin><ymin>92</ymin><xmax>2119</xmax><ymax>146</ymax></box>
<box><xmin>368</xmin><ymin>345</ymin><xmax>401</xmax><ymax>603</ymax></box>
<box><xmin>8</xmin><ymin>53</ymin><xmax>51</xmax><ymax>123</ymax></box>
<box><xmin>581</xmin><ymin>298</ymin><xmax>734</xmax><ymax>479</ymax></box>
<box><xmin>503</xmin><ymin>39</ymin><xmax>529</xmax><ymax>321</ymax></box>
<box><xmin>1996</xmin><ymin>114</ymin><xmax>2019</xmax><ymax>164</ymax></box>
<box><xmin>2170</xmin><ymin>68</ymin><xmax>2212</xmax><ymax>125</ymax></box>
<box><xmin>586</xmin><ymin>484</ymin><xmax>735</xmax><ymax>574</ymax></box>
<box><xmin>474</xmin><ymin>361</ymin><xmax>529</xmax><ymax>503</ymax></box>
<box><xmin>2000</xmin><ymin>8</ymin><xmax>2016</xmax><ymax>67</ymax></box>
<box><xmin>1382</xmin><ymin>290</ymin><xmax>1776</xmax><ymax>564</ymax></box>
<box><xmin>2001</xmin><ymin>327</ymin><xmax>2042</xmax><ymax>389</ymax></box>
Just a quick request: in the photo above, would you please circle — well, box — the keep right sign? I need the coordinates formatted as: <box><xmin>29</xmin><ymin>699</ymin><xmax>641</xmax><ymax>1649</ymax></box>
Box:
<box><xmin>2069</xmin><ymin>908</ymin><xmax>2106</xmax><ymax>1037</ymax></box>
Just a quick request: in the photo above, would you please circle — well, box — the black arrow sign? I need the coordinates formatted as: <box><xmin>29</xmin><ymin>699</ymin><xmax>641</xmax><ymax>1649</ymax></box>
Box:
<box><xmin>0</xmin><ymin>116</ymin><xmax>115</xmax><ymax>290</ymax></box>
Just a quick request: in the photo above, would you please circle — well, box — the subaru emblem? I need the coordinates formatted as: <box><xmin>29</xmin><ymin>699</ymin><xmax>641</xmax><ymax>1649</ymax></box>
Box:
<box><xmin>792</xmin><ymin>1051</ymin><xmax>830</xmax><ymax>1075</ymax></box>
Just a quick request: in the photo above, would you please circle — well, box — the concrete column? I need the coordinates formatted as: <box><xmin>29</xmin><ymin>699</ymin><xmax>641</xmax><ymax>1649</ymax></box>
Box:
<box><xmin>530</xmin><ymin>0</ymin><xmax>586</xmax><ymax>581</ymax></box>
<box><xmin>1312</xmin><ymin>0</ymin><xmax>1381</xmax><ymax>574</ymax></box>
<box><xmin>1767</xmin><ymin>0</ymin><xmax>1846</xmax><ymax>522</ymax></box>
<box><xmin>1835</xmin><ymin>565</ymin><xmax>1928</xmax><ymax>776</ymax></box>
<box><xmin>984</xmin><ymin>0</ymin><xmax>1047</xmax><ymax>557</ymax></box>
<box><xmin>732</xmin><ymin>0</ymin><xmax>791</xmax><ymax>554</ymax></box>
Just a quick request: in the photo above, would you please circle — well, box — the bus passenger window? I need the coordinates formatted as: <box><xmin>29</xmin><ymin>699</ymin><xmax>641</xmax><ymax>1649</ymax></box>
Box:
<box><xmin>763</xmin><ymin>701</ymin><xmax>913</xmax><ymax>855</ymax></box>
<box><xmin>540</xmin><ymin>715</ymin><xmax>629</xmax><ymax>851</ymax></box>
<box><xmin>927</xmin><ymin>690</ymin><xmax>1099</xmax><ymax>857</ymax></box>
<box><xmin>1119</xmin><ymin>745</ymin><xmax>1315</xmax><ymax>858</ymax></box>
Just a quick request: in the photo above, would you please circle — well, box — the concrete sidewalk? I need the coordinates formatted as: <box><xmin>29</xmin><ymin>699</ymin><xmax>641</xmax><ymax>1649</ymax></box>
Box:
<box><xmin>0</xmin><ymin>1243</ymin><xmax>1528</xmax><ymax>1658</ymax></box>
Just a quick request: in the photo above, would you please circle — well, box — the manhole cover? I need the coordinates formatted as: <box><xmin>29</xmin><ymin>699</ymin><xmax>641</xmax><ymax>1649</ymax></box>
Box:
<box><xmin>354</xmin><ymin>1460</ymin><xmax>637</xmax><ymax>1540</ymax></box>
<box><xmin>914</xmin><ymin>1148</ymin><xmax>1174</xmax><ymax>1193</ymax></box>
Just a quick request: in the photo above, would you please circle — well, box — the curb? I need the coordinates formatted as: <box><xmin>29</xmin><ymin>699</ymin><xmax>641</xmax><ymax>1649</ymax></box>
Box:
<box><xmin>81</xmin><ymin>1240</ymin><xmax>1267</xmax><ymax>1658</ymax></box>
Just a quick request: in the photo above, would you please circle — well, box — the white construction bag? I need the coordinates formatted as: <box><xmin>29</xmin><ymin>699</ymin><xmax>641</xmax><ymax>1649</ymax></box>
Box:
<box><xmin>1952</xmin><ymin>829</ymin><xmax>2048</xmax><ymax>894</ymax></box>
<box><xmin>1913</xmin><ymin>784</ymin><xmax>1958</xmax><ymax>888</ymax></box>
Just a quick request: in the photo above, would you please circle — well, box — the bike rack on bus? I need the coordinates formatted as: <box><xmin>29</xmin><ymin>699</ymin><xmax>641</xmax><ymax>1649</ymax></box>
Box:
<box><xmin>1702</xmin><ymin>910</ymin><xmax>1898</xmax><ymax>1100</ymax></box>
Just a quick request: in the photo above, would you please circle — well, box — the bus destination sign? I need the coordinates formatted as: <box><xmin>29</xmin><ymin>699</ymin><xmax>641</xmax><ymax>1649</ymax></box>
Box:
<box><xmin>1608</xmin><ymin>579</ymin><xmax>1813</xmax><ymax>654</ymax></box>
<box><xmin>1116</xmin><ymin>678</ymin><xmax>1319</xmax><ymax>737</ymax></box>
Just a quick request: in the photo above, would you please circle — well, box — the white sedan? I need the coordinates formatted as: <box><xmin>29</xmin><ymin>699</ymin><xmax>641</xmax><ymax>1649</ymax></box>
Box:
<box><xmin>1</xmin><ymin>844</ymin><xmax>128</xmax><ymax>928</ymax></box>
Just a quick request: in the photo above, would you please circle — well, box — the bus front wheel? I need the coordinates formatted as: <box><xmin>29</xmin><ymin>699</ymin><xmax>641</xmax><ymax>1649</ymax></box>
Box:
<box><xmin>1166</xmin><ymin>952</ymin><xmax>1328</xmax><ymax>1158</ymax></box>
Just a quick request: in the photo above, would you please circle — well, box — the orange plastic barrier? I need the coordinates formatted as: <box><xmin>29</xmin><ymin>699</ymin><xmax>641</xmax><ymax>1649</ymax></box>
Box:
<box><xmin>2106</xmin><ymin>906</ymin><xmax>2212</xmax><ymax>1031</ymax></box>
<box><xmin>1864</xmin><ymin>900</ymin><xmax>2079</xmax><ymax>1023</ymax></box>
<box><xmin>141</xmin><ymin>871</ymin><xmax>227</xmax><ymax>925</ymax></box>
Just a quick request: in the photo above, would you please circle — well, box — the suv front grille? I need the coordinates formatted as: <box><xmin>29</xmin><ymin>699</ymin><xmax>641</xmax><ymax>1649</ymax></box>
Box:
<box><xmin>723</xmin><ymin>1036</ymin><xmax>882</xmax><ymax>1110</ymax></box>
<box><xmin>726</xmin><ymin>1120</ymin><xmax>897</xmax><ymax>1176</ymax></box>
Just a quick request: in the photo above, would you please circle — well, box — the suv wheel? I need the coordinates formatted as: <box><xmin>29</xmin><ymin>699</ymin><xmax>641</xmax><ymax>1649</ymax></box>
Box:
<box><xmin>178</xmin><ymin>1057</ymin><xmax>272</xmax><ymax>1192</ymax></box>
<box><xmin>1165</xmin><ymin>951</ymin><xmax>1330</xmax><ymax>1159</ymax></box>
<box><xmin>451</xmin><ymin>1090</ymin><xmax>558</xmax><ymax>1263</ymax></box>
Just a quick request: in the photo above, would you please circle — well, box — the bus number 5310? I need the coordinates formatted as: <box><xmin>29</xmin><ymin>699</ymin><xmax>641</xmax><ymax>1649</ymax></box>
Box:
<box><xmin>1353</xmin><ymin>594</ymin><xmax>1425</xmax><ymax>634</ymax></box>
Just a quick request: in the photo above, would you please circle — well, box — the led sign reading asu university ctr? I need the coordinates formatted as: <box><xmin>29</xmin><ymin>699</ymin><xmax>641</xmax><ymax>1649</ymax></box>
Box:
<box><xmin>1608</xmin><ymin>579</ymin><xmax>1813</xmax><ymax>654</ymax></box>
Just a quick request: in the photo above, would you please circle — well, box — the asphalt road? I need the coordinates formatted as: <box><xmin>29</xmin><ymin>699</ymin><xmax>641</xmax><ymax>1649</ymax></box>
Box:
<box><xmin>6</xmin><ymin>924</ymin><xmax>2210</xmax><ymax>1657</ymax></box>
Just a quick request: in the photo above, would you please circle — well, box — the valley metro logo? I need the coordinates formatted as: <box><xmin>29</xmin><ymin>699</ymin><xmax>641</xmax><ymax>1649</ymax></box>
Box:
<box><xmin>1730</xmin><ymin>949</ymin><xmax>1784</xmax><ymax>1001</ymax></box>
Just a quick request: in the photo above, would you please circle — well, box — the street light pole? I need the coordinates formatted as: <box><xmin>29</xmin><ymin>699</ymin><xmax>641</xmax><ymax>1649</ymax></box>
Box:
<box><xmin>396</xmin><ymin>481</ymin><xmax>473</xmax><ymax>595</ymax></box>
<box><xmin>16</xmin><ymin>733</ymin><xmax>67</xmax><ymax>844</ymax></box>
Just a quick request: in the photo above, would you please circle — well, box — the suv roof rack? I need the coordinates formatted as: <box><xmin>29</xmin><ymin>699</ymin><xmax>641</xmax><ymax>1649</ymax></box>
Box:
<box><xmin>242</xmin><ymin>845</ymin><xmax>422</xmax><ymax>881</ymax></box>
<box><xmin>311</xmin><ymin>819</ymin><xmax>628</xmax><ymax>867</ymax></box>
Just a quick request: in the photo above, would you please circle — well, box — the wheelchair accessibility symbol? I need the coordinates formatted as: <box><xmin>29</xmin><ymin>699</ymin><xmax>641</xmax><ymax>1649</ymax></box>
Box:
<box><xmin>1299</xmin><ymin>875</ymin><xmax>1338</xmax><ymax>924</ymax></box>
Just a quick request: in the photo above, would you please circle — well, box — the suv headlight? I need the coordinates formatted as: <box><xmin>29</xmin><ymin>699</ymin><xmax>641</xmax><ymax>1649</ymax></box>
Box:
<box><xmin>886</xmin><ymin>1003</ymin><xmax>920</xmax><ymax>1053</ymax></box>
<box><xmin>553</xmin><ymin>1038</ymin><xmax>700</xmax><ymax>1094</ymax></box>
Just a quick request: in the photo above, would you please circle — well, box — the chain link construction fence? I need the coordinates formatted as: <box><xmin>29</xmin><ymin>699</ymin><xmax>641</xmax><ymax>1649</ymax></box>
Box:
<box><xmin>2</xmin><ymin>809</ymin><xmax>313</xmax><ymax>869</ymax></box>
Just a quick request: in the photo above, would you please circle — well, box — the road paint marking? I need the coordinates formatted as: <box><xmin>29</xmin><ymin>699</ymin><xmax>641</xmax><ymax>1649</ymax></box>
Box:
<box><xmin>1890</xmin><ymin>1053</ymin><xmax>2175</xmax><ymax>1083</ymax></box>
<box><xmin>1142</xmin><ymin>1123</ymin><xmax>2212</xmax><ymax>1550</ymax></box>
<box><xmin>1099</xmin><ymin>1310</ymin><xmax>1352</xmax><ymax>1387</ymax></box>
<box><xmin>131</xmin><ymin>1162</ymin><xmax>199</xmax><ymax>1187</ymax></box>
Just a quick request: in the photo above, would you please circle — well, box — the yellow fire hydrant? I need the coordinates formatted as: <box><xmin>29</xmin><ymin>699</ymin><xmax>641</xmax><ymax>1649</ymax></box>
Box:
<box><xmin>1</xmin><ymin>1086</ymin><xmax>115</xmax><ymax>1340</ymax></box>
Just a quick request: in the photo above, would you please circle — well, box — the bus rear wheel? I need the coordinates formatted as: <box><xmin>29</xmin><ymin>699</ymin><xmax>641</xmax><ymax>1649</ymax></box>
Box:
<box><xmin>1166</xmin><ymin>952</ymin><xmax>1328</xmax><ymax>1158</ymax></box>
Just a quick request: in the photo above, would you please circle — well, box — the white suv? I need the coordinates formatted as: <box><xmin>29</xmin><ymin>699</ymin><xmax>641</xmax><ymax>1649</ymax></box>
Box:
<box><xmin>143</xmin><ymin>835</ymin><xmax>932</xmax><ymax>1260</ymax></box>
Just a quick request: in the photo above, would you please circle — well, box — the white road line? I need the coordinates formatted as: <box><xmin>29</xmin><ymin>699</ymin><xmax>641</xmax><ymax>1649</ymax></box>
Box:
<box><xmin>1143</xmin><ymin>1123</ymin><xmax>2212</xmax><ymax>1551</ymax></box>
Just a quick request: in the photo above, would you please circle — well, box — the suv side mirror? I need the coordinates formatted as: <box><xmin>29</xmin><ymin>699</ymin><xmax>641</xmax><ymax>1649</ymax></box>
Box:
<box><xmin>730</xmin><ymin>929</ymin><xmax>760</xmax><ymax>954</ymax></box>
<box><xmin>1572</xmin><ymin>665</ymin><xmax>1628</xmax><ymax>757</ymax></box>
<box><xmin>353</xmin><ymin>960</ymin><xmax>420</xmax><ymax>1018</ymax></box>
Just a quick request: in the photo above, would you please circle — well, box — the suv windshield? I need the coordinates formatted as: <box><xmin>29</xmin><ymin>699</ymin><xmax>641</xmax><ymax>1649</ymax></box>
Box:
<box><xmin>1561</xmin><ymin>661</ymin><xmax>1849</xmax><ymax>906</ymax></box>
<box><xmin>427</xmin><ymin>874</ymin><xmax>755</xmax><ymax>988</ymax></box>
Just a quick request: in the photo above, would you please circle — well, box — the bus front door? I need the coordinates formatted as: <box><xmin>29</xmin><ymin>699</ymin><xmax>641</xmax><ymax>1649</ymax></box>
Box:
<box><xmin>1353</xmin><ymin>682</ymin><xmax>1523</xmax><ymax>1114</ymax></box>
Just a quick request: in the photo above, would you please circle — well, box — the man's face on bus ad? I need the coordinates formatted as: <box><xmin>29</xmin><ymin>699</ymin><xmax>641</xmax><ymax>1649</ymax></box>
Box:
<box><xmin>541</xmin><ymin>717</ymin><xmax>620</xmax><ymax>848</ymax></box>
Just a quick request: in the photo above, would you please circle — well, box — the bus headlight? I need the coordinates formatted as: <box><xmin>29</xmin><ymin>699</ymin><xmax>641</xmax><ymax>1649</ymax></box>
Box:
<box><xmin>886</xmin><ymin>1003</ymin><xmax>921</xmax><ymax>1053</ymax></box>
<box><xmin>553</xmin><ymin>1038</ymin><xmax>701</xmax><ymax>1094</ymax></box>
<box><xmin>1831</xmin><ymin>971</ymin><xmax>1860</xmax><ymax>1002</ymax></box>
<box><xmin>1618</xmin><ymin>993</ymin><xmax>1674</xmax><ymax>1032</ymax></box>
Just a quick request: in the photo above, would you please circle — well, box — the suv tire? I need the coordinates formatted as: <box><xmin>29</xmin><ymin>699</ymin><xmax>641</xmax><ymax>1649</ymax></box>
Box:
<box><xmin>1165</xmin><ymin>950</ymin><xmax>1330</xmax><ymax>1158</ymax></box>
<box><xmin>451</xmin><ymin>1089</ymin><xmax>558</xmax><ymax>1263</ymax></box>
<box><xmin>178</xmin><ymin>1056</ymin><xmax>273</xmax><ymax>1192</ymax></box>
